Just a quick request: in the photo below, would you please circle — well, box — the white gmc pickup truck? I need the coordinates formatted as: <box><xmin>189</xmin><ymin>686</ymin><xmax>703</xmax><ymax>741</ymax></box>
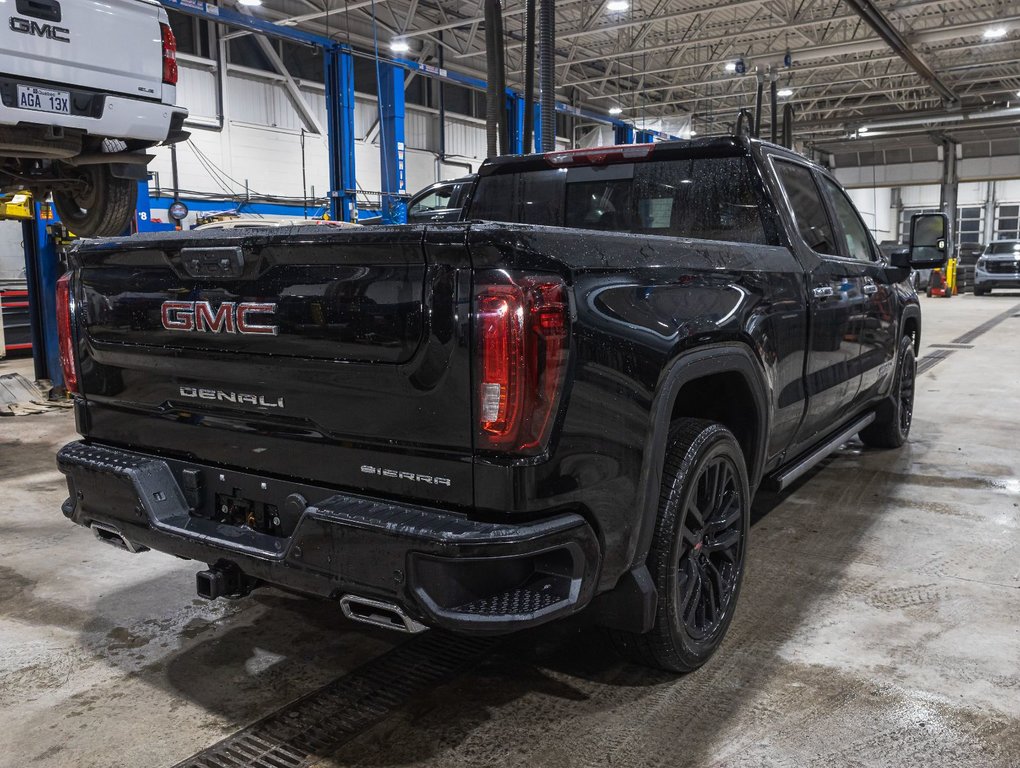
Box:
<box><xmin>0</xmin><ymin>0</ymin><xmax>188</xmax><ymax>236</ymax></box>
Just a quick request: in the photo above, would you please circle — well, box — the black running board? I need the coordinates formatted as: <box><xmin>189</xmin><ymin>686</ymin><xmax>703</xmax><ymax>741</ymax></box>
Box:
<box><xmin>767</xmin><ymin>413</ymin><xmax>876</xmax><ymax>491</ymax></box>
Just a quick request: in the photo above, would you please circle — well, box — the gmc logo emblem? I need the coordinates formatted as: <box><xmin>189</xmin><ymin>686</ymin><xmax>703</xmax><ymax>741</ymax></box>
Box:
<box><xmin>9</xmin><ymin>17</ymin><xmax>70</xmax><ymax>43</ymax></box>
<box><xmin>161</xmin><ymin>301</ymin><xmax>278</xmax><ymax>335</ymax></box>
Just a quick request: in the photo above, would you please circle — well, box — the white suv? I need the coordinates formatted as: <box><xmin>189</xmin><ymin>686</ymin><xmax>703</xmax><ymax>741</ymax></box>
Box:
<box><xmin>0</xmin><ymin>0</ymin><xmax>188</xmax><ymax>236</ymax></box>
<box><xmin>974</xmin><ymin>240</ymin><xmax>1020</xmax><ymax>295</ymax></box>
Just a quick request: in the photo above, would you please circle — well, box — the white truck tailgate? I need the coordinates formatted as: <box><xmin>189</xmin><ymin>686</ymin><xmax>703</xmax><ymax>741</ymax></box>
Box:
<box><xmin>0</xmin><ymin>0</ymin><xmax>165</xmax><ymax>101</ymax></box>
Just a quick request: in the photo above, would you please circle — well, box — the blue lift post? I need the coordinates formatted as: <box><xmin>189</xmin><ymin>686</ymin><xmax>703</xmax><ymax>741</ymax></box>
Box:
<box><xmin>509</xmin><ymin>94</ymin><xmax>525</xmax><ymax>155</ymax></box>
<box><xmin>21</xmin><ymin>203</ymin><xmax>62</xmax><ymax>388</ymax></box>
<box><xmin>377</xmin><ymin>61</ymin><xmax>407</xmax><ymax>225</ymax></box>
<box><xmin>324</xmin><ymin>47</ymin><xmax>357</xmax><ymax>222</ymax></box>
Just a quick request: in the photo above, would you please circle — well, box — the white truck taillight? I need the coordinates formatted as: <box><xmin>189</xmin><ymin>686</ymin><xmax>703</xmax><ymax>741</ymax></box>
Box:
<box><xmin>56</xmin><ymin>272</ymin><xmax>79</xmax><ymax>394</ymax></box>
<box><xmin>474</xmin><ymin>272</ymin><xmax>569</xmax><ymax>454</ymax></box>
<box><xmin>160</xmin><ymin>23</ymin><xmax>178</xmax><ymax>86</ymax></box>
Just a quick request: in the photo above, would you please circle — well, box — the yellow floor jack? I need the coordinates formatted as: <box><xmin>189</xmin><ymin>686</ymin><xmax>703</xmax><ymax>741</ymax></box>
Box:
<box><xmin>928</xmin><ymin>255</ymin><xmax>957</xmax><ymax>298</ymax></box>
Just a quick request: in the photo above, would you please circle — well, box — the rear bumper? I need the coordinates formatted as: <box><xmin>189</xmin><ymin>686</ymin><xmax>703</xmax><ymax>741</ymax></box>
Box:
<box><xmin>0</xmin><ymin>74</ymin><xmax>187</xmax><ymax>143</ymax></box>
<box><xmin>57</xmin><ymin>441</ymin><xmax>600</xmax><ymax>635</ymax></box>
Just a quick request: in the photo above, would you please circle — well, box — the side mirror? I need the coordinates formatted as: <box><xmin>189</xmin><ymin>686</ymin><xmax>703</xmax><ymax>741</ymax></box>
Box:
<box><xmin>909</xmin><ymin>213</ymin><xmax>950</xmax><ymax>268</ymax></box>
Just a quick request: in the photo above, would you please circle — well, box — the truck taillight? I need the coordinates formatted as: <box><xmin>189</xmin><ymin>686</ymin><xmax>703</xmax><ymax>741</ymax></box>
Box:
<box><xmin>475</xmin><ymin>273</ymin><xmax>569</xmax><ymax>454</ymax></box>
<box><xmin>56</xmin><ymin>272</ymin><xmax>78</xmax><ymax>394</ymax></box>
<box><xmin>161</xmin><ymin>23</ymin><xmax>178</xmax><ymax>86</ymax></box>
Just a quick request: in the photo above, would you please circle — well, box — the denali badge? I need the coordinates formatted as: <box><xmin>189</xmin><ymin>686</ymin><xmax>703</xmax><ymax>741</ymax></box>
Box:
<box><xmin>9</xmin><ymin>17</ymin><xmax>70</xmax><ymax>43</ymax></box>
<box><xmin>161</xmin><ymin>300</ymin><xmax>278</xmax><ymax>335</ymax></box>
<box><xmin>361</xmin><ymin>465</ymin><xmax>452</xmax><ymax>487</ymax></box>
<box><xmin>179</xmin><ymin>386</ymin><xmax>284</xmax><ymax>409</ymax></box>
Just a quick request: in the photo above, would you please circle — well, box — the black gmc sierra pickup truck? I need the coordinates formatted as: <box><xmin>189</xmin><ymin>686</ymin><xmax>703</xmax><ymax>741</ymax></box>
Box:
<box><xmin>56</xmin><ymin>137</ymin><xmax>947</xmax><ymax>672</ymax></box>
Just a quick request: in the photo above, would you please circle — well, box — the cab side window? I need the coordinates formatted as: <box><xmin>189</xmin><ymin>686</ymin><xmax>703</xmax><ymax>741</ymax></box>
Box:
<box><xmin>773</xmin><ymin>160</ymin><xmax>837</xmax><ymax>256</ymax></box>
<box><xmin>409</xmin><ymin>186</ymin><xmax>454</xmax><ymax>217</ymax></box>
<box><xmin>820</xmin><ymin>177</ymin><xmax>876</xmax><ymax>262</ymax></box>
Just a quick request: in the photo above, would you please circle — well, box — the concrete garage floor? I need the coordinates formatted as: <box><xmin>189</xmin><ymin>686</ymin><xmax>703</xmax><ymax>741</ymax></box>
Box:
<box><xmin>1</xmin><ymin>294</ymin><xmax>1019</xmax><ymax>768</ymax></box>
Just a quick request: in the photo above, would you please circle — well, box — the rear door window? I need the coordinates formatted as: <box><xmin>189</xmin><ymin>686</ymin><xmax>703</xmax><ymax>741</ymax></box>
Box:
<box><xmin>773</xmin><ymin>160</ymin><xmax>838</xmax><ymax>256</ymax></box>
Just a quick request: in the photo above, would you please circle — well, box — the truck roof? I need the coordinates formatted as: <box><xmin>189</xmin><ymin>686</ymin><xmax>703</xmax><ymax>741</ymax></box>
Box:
<box><xmin>477</xmin><ymin>135</ymin><xmax>815</xmax><ymax>176</ymax></box>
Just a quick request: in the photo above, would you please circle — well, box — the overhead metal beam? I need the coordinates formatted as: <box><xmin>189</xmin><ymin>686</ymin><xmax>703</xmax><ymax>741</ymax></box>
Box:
<box><xmin>453</xmin><ymin>0</ymin><xmax>780</xmax><ymax>58</ymax></box>
<box><xmin>237</xmin><ymin>8</ymin><xmax>325</xmax><ymax>134</ymax></box>
<box><xmin>220</xmin><ymin>0</ymin><xmax>379</xmax><ymax>41</ymax></box>
<box><xmin>839</xmin><ymin>0</ymin><xmax>957</xmax><ymax>105</ymax></box>
<box><xmin>531</xmin><ymin>12</ymin><xmax>860</xmax><ymax>73</ymax></box>
<box><xmin>558</xmin><ymin>15</ymin><xmax>1020</xmax><ymax>93</ymax></box>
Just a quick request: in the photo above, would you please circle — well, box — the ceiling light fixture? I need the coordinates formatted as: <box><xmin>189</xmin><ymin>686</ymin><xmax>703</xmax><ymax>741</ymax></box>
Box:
<box><xmin>724</xmin><ymin>62</ymin><xmax>738</xmax><ymax>72</ymax></box>
<box><xmin>237</xmin><ymin>0</ymin><xmax>262</xmax><ymax>5</ymax></box>
<box><xmin>606</xmin><ymin>0</ymin><xmax>630</xmax><ymax>11</ymax></box>
<box><xmin>777</xmin><ymin>88</ymin><xmax>794</xmax><ymax>97</ymax></box>
<box><xmin>983</xmin><ymin>26</ymin><xmax>1007</xmax><ymax>40</ymax></box>
<box><xmin>608</xmin><ymin>106</ymin><xmax>623</xmax><ymax>115</ymax></box>
<box><xmin>859</xmin><ymin>126</ymin><xmax>870</xmax><ymax>134</ymax></box>
<box><xmin>390</xmin><ymin>38</ymin><xmax>411</xmax><ymax>53</ymax></box>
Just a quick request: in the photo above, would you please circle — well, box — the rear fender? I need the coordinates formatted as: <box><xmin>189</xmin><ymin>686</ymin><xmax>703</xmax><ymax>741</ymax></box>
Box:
<box><xmin>626</xmin><ymin>343</ymin><xmax>769</xmax><ymax>572</ymax></box>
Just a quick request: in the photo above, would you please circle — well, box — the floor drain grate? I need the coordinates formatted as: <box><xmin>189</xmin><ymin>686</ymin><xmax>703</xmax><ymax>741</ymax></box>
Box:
<box><xmin>951</xmin><ymin>302</ymin><xmax>1020</xmax><ymax>344</ymax></box>
<box><xmin>928</xmin><ymin>343</ymin><xmax>974</xmax><ymax>349</ymax></box>
<box><xmin>916</xmin><ymin>348</ymin><xmax>953</xmax><ymax>376</ymax></box>
<box><xmin>172</xmin><ymin>631</ymin><xmax>495</xmax><ymax>768</ymax></box>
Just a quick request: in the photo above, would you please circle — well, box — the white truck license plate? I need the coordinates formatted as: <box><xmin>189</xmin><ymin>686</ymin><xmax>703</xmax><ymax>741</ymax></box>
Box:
<box><xmin>17</xmin><ymin>85</ymin><xmax>71</xmax><ymax>115</ymax></box>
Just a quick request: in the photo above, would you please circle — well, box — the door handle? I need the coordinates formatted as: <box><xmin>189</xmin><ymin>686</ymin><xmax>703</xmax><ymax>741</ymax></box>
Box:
<box><xmin>863</xmin><ymin>284</ymin><xmax>879</xmax><ymax>295</ymax></box>
<box><xmin>813</xmin><ymin>286</ymin><xmax>834</xmax><ymax>298</ymax></box>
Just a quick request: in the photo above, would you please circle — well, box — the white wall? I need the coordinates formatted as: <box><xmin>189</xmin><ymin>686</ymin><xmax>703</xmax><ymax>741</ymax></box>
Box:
<box><xmin>847</xmin><ymin>187</ymin><xmax>894</xmax><ymax>242</ymax></box>
<box><xmin>836</xmin><ymin>157</ymin><xmax>1020</xmax><ymax>188</ymax></box>
<box><xmin>150</xmin><ymin>56</ymin><xmax>565</xmax><ymax>215</ymax></box>
<box><xmin>997</xmin><ymin>179</ymin><xmax>1020</xmax><ymax>202</ymax></box>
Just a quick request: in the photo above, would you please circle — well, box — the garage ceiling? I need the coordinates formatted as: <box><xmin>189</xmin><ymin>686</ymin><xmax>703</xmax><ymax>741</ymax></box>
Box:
<box><xmin>237</xmin><ymin>0</ymin><xmax>1020</xmax><ymax>146</ymax></box>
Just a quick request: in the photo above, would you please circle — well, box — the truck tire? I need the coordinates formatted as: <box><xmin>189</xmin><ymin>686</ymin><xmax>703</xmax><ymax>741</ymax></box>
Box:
<box><xmin>52</xmin><ymin>164</ymin><xmax>137</xmax><ymax>237</ymax></box>
<box><xmin>859</xmin><ymin>335</ymin><xmax>915</xmax><ymax>449</ymax></box>
<box><xmin>973</xmin><ymin>286</ymin><xmax>987</xmax><ymax>296</ymax></box>
<box><xmin>610</xmin><ymin>419</ymin><xmax>749</xmax><ymax>673</ymax></box>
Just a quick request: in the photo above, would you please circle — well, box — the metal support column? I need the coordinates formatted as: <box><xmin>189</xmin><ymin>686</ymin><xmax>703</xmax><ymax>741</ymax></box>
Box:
<box><xmin>324</xmin><ymin>47</ymin><xmax>357</xmax><ymax>222</ymax></box>
<box><xmin>21</xmin><ymin>205</ymin><xmax>62</xmax><ymax>386</ymax></box>
<box><xmin>940</xmin><ymin>137</ymin><xmax>959</xmax><ymax>250</ymax></box>
<box><xmin>378</xmin><ymin>61</ymin><xmax>407</xmax><ymax>225</ymax></box>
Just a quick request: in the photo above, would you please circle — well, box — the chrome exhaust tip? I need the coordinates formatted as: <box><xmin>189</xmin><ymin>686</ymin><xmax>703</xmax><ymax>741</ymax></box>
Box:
<box><xmin>339</xmin><ymin>595</ymin><xmax>427</xmax><ymax>634</ymax></box>
<box><xmin>90</xmin><ymin>521</ymin><xmax>147</xmax><ymax>554</ymax></box>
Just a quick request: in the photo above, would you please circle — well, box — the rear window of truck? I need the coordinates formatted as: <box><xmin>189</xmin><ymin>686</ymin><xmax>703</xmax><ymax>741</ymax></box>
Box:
<box><xmin>471</xmin><ymin>155</ymin><xmax>768</xmax><ymax>245</ymax></box>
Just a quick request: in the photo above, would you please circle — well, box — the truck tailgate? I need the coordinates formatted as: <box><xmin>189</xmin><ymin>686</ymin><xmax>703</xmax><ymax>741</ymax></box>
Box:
<box><xmin>0</xmin><ymin>0</ymin><xmax>164</xmax><ymax>100</ymax></box>
<box><xmin>72</xmin><ymin>226</ymin><xmax>474</xmax><ymax>506</ymax></box>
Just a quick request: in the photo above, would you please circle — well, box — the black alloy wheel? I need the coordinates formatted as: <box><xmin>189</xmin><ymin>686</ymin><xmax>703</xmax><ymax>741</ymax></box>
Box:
<box><xmin>609</xmin><ymin>419</ymin><xmax>750</xmax><ymax>673</ymax></box>
<box><xmin>677</xmin><ymin>455</ymin><xmax>744</xmax><ymax>641</ymax></box>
